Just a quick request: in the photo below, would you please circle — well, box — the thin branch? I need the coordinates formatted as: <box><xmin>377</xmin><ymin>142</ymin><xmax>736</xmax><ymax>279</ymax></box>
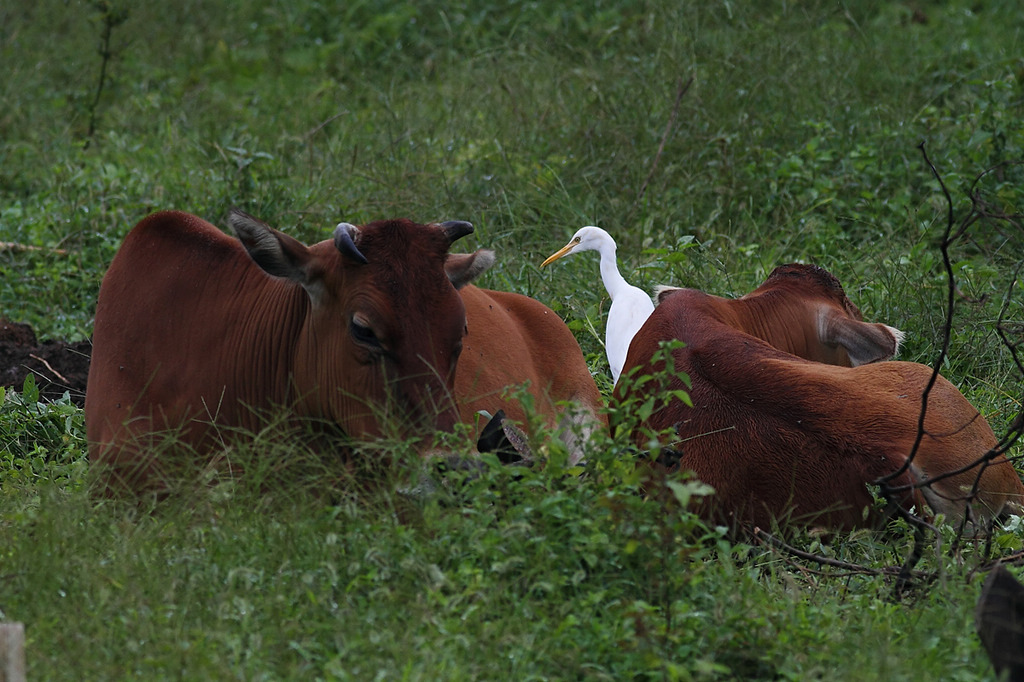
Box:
<box><xmin>634</xmin><ymin>75</ymin><xmax>694</xmax><ymax>209</ymax></box>
<box><xmin>873</xmin><ymin>142</ymin><xmax>958</xmax><ymax>579</ymax></box>
<box><xmin>754</xmin><ymin>529</ymin><xmax>935</xmax><ymax>582</ymax></box>
<box><xmin>0</xmin><ymin>242</ymin><xmax>68</xmax><ymax>255</ymax></box>
<box><xmin>876</xmin><ymin>154</ymin><xmax>1024</xmax><ymax>546</ymax></box>
<box><xmin>304</xmin><ymin>111</ymin><xmax>349</xmax><ymax>185</ymax></box>
<box><xmin>755</xmin><ymin>152</ymin><xmax>1024</xmax><ymax>591</ymax></box>
<box><xmin>83</xmin><ymin>2</ymin><xmax>129</xmax><ymax>149</ymax></box>
<box><xmin>878</xmin><ymin>143</ymin><xmax>954</xmax><ymax>484</ymax></box>
<box><xmin>27</xmin><ymin>354</ymin><xmax>70</xmax><ymax>385</ymax></box>
<box><xmin>973</xmin><ymin>550</ymin><xmax>1024</xmax><ymax>577</ymax></box>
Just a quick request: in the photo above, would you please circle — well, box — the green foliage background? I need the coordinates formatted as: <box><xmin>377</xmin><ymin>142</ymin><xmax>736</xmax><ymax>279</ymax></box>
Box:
<box><xmin>1</xmin><ymin>0</ymin><xmax>1023</xmax><ymax>678</ymax></box>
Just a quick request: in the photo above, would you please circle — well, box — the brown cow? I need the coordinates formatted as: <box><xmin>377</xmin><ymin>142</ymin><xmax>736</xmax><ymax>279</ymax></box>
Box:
<box><xmin>86</xmin><ymin>209</ymin><xmax>488</xmax><ymax>492</ymax></box>
<box><xmin>87</xmin><ymin>210</ymin><xmax>604</xmax><ymax>492</ymax></box>
<box><xmin>616</xmin><ymin>270</ymin><xmax>1024</xmax><ymax>533</ymax></box>
<box><xmin>456</xmin><ymin>285</ymin><xmax>604</xmax><ymax>463</ymax></box>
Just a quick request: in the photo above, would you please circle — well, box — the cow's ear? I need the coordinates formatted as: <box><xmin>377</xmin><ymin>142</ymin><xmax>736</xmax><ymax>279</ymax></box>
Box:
<box><xmin>820</xmin><ymin>310</ymin><xmax>905</xmax><ymax>365</ymax></box>
<box><xmin>229</xmin><ymin>209</ymin><xmax>315</xmax><ymax>284</ymax></box>
<box><xmin>446</xmin><ymin>249</ymin><xmax>495</xmax><ymax>289</ymax></box>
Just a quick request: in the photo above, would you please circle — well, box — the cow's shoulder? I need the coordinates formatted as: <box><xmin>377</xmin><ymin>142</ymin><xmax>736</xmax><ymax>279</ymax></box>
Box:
<box><xmin>120</xmin><ymin>210</ymin><xmax>237</xmax><ymax>261</ymax></box>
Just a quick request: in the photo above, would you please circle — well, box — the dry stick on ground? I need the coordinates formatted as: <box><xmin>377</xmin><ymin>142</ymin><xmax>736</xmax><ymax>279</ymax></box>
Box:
<box><xmin>971</xmin><ymin>549</ymin><xmax>1024</xmax><ymax>581</ymax></box>
<box><xmin>753</xmin><ymin>530</ymin><xmax>935</xmax><ymax>583</ymax></box>
<box><xmin>0</xmin><ymin>622</ymin><xmax>26</xmax><ymax>682</ymax></box>
<box><xmin>27</xmin><ymin>354</ymin><xmax>70</xmax><ymax>385</ymax></box>
<box><xmin>633</xmin><ymin>75</ymin><xmax>694</xmax><ymax>212</ymax></box>
<box><xmin>0</xmin><ymin>242</ymin><xmax>68</xmax><ymax>255</ymax></box>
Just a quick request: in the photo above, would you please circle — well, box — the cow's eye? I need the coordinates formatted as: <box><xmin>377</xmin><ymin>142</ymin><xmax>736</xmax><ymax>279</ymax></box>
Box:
<box><xmin>350</xmin><ymin>316</ymin><xmax>380</xmax><ymax>349</ymax></box>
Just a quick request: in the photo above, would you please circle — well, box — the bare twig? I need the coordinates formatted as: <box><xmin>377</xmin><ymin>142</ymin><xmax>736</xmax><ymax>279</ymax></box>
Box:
<box><xmin>751</xmin><ymin>153</ymin><xmax>1024</xmax><ymax>593</ymax></box>
<box><xmin>754</xmin><ymin>529</ymin><xmax>935</xmax><ymax>582</ymax></box>
<box><xmin>634</xmin><ymin>75</ymin><xmax>694</xmax><ymax>209</ymax></box>
<box><xmin>28</xmin><ymin>354</ymin><xmax>70</xmax><ymax>385</ymax></box>
<box><xmin>871</xmin><ymin>143</ymin><xmax>959</xmax><ymax>584</ymax></box>
<box><xmin>0</xmin><ymin>242</ymin><xmax>68</xmax><ymax>255</ymax></box>
<box><xmin>865</xmin><ymin>147</ymin><xmax>1024</xmax><ymax>589</ymax></box>
<box><xmin>877</xmin><ymin>143</ymin><xmax>952</xmax><ymax>487</ymax></box>
<box><xmin>83</xmin><ymin>1</ymin><xmax>129</xmax><ymax>149</ymax></box>
<box><xmin>304</xmin><ymin>111</ymin><xmax>349</xmax><ymax>185</ymax></box>
<box><xmin>972</xmin><ymin>550</ymin><xmax>1024</xmax><ymax>577</ymax></box>
<box><xmin>876</xmin><ymin>153</ymin><xmax>1024</xmax><ymax>553</ymax></box>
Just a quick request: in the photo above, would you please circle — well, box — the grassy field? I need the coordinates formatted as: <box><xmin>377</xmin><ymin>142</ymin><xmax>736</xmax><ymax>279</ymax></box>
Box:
<box><xmin>2</xmin><ymin>0</ymin><xmax>1024</xmax><ymax>678</ymax></box>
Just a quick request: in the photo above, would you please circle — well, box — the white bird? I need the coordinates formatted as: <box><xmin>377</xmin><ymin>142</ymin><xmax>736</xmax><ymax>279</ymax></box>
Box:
<box><xmin>541</xmin><ymin>226</ymin><xmax>655</xmax><ymax>385</ymax></box>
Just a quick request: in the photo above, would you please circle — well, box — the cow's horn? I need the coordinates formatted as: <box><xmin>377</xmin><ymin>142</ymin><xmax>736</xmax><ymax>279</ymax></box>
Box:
<box><xmin>440</xmin><ymin>220</ymin><xmax>474</xmax><ymax>244</ymax></box>
<box><xmin>334</xmin><ymin>222</ymin><xmax>368</xmax><ymax>265</ymax></box>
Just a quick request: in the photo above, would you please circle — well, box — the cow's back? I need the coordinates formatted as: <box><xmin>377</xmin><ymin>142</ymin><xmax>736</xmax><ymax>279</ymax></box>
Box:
<box><xmin>623</xmin><ymin>314</ymin><xmax>913</xmax><ymax>528</ymax></box>
<box><xmin>85</xmin><ymin>211</ymin><xmax>301</xmax><ymax>490</ymax></box>
<box><xmin>457</xmin><ymin>285</ymin><xmax>605</xmax><ymax>454</ymax></box>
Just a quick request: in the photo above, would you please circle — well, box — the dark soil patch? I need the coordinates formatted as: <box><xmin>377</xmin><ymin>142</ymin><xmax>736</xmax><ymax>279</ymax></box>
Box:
<box><xmin>0</xmin><ymin>319</ymin><xmax>91</xmax><ymax>406</ymax></box>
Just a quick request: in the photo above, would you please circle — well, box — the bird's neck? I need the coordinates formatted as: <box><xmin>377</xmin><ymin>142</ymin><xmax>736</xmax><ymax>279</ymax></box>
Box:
<box><xmin>599</xmin><ymin>247</ymin><xmax>629</xmax><ymax>301</ymax></box>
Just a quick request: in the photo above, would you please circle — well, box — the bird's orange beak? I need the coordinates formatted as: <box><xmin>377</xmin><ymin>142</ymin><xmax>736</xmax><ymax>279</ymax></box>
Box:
<box><xmin>541</xmin><ymin>241</ymin><xmax>576</xmax><ymax>267</ymax></box>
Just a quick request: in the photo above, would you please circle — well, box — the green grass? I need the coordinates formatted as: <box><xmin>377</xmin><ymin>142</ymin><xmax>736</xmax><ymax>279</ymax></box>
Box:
<box><xmin>2</xmin><ymin>0</ymin><xmax>1024</xmax><ymax>678</ymax></box>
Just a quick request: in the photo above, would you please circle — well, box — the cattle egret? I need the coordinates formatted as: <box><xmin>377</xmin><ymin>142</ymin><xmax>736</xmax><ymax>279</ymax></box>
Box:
<box><xmin>541</xmin><ymin>226</ymin><xmax>654</xmax><ymax>385</ymax></box>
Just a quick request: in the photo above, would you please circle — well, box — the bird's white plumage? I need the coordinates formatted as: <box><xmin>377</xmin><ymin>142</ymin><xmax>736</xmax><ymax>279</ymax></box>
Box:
<box><xmin>541</xmin><ymin>226</ymin><xmax>654</xmax><ymax>385</ymax></box>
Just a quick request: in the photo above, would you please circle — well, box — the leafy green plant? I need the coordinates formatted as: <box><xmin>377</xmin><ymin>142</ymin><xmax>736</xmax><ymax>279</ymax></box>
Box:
<box><xmin>0</xmin><ymin>376</ymin><xmax>87</xmax><ymax>489</ymax></box>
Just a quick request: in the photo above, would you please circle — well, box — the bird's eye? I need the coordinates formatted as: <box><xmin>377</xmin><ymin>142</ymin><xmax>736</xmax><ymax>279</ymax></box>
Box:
<box><xmin>574</xmin><ymin>236</ymin><xmax>581</xmax><ymax>243</ymax></box>
<box><xmin>350</xmin><ymin>315</ymin><xmax>380</xmax><ymax>349</ymax></box>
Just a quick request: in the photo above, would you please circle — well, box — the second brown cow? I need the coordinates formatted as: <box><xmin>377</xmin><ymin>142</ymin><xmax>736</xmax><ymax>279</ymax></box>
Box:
<box><xmin>616</xmin><ymin>264</ymin><xmax>1024</xmax><ymax>532</ymax></box>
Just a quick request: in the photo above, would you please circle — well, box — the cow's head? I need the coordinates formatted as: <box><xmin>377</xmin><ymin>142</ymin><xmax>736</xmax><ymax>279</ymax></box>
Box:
<box><xmin>229</xmin><ymin>209</ymin><xmax>493</xmax><ymax>442</ymax></box>
<box><xmin>757</xmin><ymin>264</ymin><xmax>904</xmax><ymax>366</ymax></box>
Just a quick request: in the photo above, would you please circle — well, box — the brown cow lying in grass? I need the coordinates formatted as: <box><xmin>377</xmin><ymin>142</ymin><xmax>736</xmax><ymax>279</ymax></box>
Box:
<box><xmin>86</xmin><ymin>210</ymin><xmax>602</xmax><ymax>493</ymax></box>
<box><xmin>456</xmin><ymin>284</ymin><xmax>604</xmax><ymax>464</ymax></box>
<box><xmin>616</xmin><ymin>263</ymin><xmax>1024</xmax><ymax>533</ymax></box>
